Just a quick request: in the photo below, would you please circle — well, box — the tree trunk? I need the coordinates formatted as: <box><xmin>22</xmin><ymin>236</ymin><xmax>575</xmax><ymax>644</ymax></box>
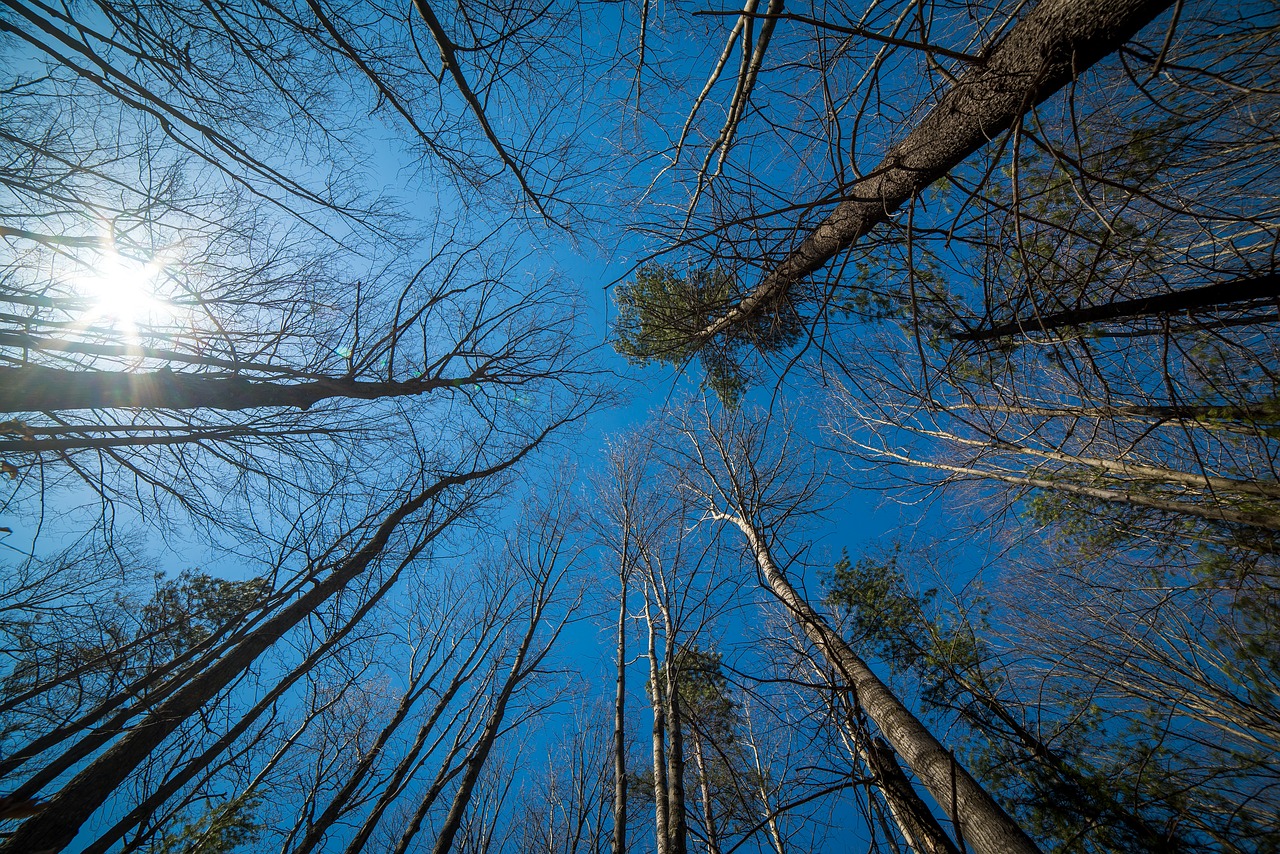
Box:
<box><xmin>822</xmin><ymin>672</ymin><xmax>960</xmax><ymax>854</ymax></box>
<box><xmin>945</xmin><ymin>402</ymin><xmax>1280</xmax><ymax>434</ymax></box>
<box><xmin>0</xmin><ymin>447</ymin><xmax>532</xmax><ymax>854</ymax></box>
<box><xmin>927</xmin><ymin>427</ymin><xmax>1280</xmax><ymax>499</ymax></box>
<box><xmin>613</xmin><ymin>576</ymin><xmax>629</xmax><ymax>854</ymax></box>
<box><xmin>292</xmin><ymin>644</ymin><xmax>442</xmax><ymax>854</ymax></box>
<box><xmin>338</xmin><ymin>636</ymin><xmax>498</xmax><ymax>854</ymax></box>
<box><xmin>428</xmin><ymin>596</ymin><xmax>550</xmax><ymax>854</ymax></box>
<box><xmin>952</xmin><ymin>272</ymin><xmax>1280</xmax><ymax>341</ymax></box>
<box><xmin>645</xmin><ymin>596</ymin><xmax>671</xmax><ymax>854</ymax></box>
<box><xmin>712</xmin><ymin>510</ymin><xmax>1042</xmax><ymax>854</ymax></box>
<box><xmin>0</xmin><ymin>364</ymin><xmax>490</xmax><ymax>413</ymax></box>
<box><xmin>885</xmin><ymin>453</ymin><xmax>1280</xmax><ymax>532</ymax></box>
<box><xmin>866</xmin><ymin>735</ymin><xmax>962</xmax><ymax>854</ymax></box>
<box><xmin>686</xmin><ymin>0</ymin><xmax>1172</xmax><ymax>350</ymax></box>
<box><xmin>78</xmin><ymin>566</ymin><xmax>408</xmax><ymax>854</ymax></box>
<box><xmin>664</xmin><ymin>658</ymin><xmax>689</xmax><ymax>854</ymax></box>
<box><xmin>691</xmin><ymin>735</ymin><xmax>722</xmax><ymax>854</ymax></box>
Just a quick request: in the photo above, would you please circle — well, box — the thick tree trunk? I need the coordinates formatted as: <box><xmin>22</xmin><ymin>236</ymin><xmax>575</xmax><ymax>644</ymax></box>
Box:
<box><xmin>664</xmin><ymin>656</ymin><xmax>689</xmax><ymax>854</ymax></box>
<box><xmin>712</xmin><ymin>511</ymin><xmax>1042</xmax><ymax>854</ymax></box>
<box><xmin>645</xmin><ymin>597</ymin><xmax>671</xmax><ymax>854</ymax></box>
<box><xmin>687</xmin><ymin>0</ymin><xmax>1172</xmax><ymax>350</ymax></box>
<box><xmin>866</xmin><ymin>736</ymin><xmax>962</xmax><ymax>854</ymax></box>
<box><xmin>613</xmin><ymin>577</ymin><xmax>629</xmax><ymax>854</ymax></box>
<box><xmin>79</xmin><ymin>567</ymin><xmax>408</xmax><ymax>854</ymax></box>
<box><xmin>0</xmin><ymin>448</ymin><xmax>532</xmax><ymax>854</ymax></box>
<box><xmin>0</xmin><ymin>364</ymin><xmax>490</xmax><ymax>412</ymax></box>
<box><xmin>953</xmin><ymin>272</ymin><xmax>1280</xmax><ymax>341</ymax></box>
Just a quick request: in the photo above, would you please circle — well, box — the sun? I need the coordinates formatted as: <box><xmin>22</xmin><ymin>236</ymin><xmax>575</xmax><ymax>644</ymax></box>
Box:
<box><xmin>77</xmin><ymin>251</ymin><xmax>172</xmax><ymax>334</ymax></box>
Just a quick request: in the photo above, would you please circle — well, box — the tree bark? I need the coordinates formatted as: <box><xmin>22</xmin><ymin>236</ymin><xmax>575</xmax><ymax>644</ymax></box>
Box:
<box><xmin>645</xmin><ymin>595</ymin><xmax>671</xmax><ymax>854</ymax></box>
<box><xmin>664</xmin><ymin>652</ymin><xmax>689</xmax><ymax>854</ymax></box>
<box><xmin>952</xmin><ymin>272</ymin><xmax>1280</xmax><ymax>341</ymax></box>
<box><xmin>686</xmin><ymin>0</ymin><xmax>1173</xmax><ymax>351</ymax></box>
<box><xmin>712</xmin><ymin>510</ymin><xmax>1042</xmax><ymax>854</ymax></box>
<box><xmin>0</xmin><ymin>364</ymin><xmax>492</xmax><ymax>413</ymax></box>
<box><xmin>826</xmin><ymin>681</ymin><xmax>961</xmax><ymax>854</ymax></box>
<box><xmin>613</xmin><ymin>576</ymin><xmax>629</xmax><ymax>854</ymax></box>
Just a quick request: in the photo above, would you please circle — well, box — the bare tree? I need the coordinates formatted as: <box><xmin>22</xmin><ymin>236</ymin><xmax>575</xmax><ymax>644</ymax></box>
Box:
<box><xmin>667</xmin><ymin>400</ymin><xmax>1041</xmax><ymax>854</ymax></box>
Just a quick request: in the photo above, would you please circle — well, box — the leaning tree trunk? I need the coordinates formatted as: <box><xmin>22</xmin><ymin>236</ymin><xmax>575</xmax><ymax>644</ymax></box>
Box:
<box><xmin>952</xmin><ymin>272</ymin><xmax>1280</xmax><ymax>341</ymax></box>
<box><xmin>711</xmin><ymin>510</ymin><xmax>1042</xmax><ymax>854</ymax></box>
<box><xmin>428</xmin><ymin>595</ymin><xmax>551</xmax><ymax>854</ymax></box>
<box><xmin>825</xmin><ymin>682</ymin><xmax>960</xmax><ymax>854</ymax></box>
<box><xmin>0</xmin><ymin>448</ymin><xmax>532</xmax><ymax>854</ymax></box>
<box><xmin>686</xmin><ymin>0</ymin><xmax>1173</xmax><ymax>351</ymax></box>
<box><xmin>78</xmin><ymin>566</ymin><xmax>409</xmax><ymax>854</ymax></box>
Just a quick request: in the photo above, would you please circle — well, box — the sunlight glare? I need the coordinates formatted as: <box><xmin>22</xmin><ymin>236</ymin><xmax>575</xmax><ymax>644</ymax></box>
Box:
<box><xmin>78</xmin><ymin>252</ymin><xmax>172</xmax><ymax>333</ymax></box>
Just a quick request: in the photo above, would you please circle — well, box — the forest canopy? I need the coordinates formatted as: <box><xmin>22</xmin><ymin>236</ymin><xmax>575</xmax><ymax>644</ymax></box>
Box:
<box><xmin>0</xmin><ymin>0</ymin><xmax>1276</xmax><ymax>853</ymax></box>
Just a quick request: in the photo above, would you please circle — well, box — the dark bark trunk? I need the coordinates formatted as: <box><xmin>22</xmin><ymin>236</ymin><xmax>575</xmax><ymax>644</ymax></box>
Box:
<box><xmin>613</xmin><ymin>576</ymin><xmax>629</xmax><ymax>854</ymax></box>
<box><xmin>292</xmin><ymin>643</ymin><xmax>445</xmax><ymax>854</ymax></box>
<box><xmin>829</xmin><ymin>685</ymin><xmax>959</xmax><ymax>854</ymax></box>
<box><xmin>687</xmin><ymin>0</ymin><xmax>1173</xmax><ymax>350</ymax></box>
<box><xmin>0</xmin><ymin>364</ymin><xmax>490</xmax><ymax>413</ymax></box>
<box><xmin>78</xmin><ymin>566</ymin><xmax>406</xmax><ymax>854</ymax></box>
<box><xmin>0</xmin><ymin>428</ymin><xmax>315</xmax><ymax>454</ymax></box>
<box><xmin>338</xmin><ymin>630</ymin><xmax>502</xmax><ymax>854</ymax></box>
<box><xmin>383</xmin><ymin>725</ymin><xmax>477</xmax><ymax>854</ymax></box>
<box><xmin>664</xmin><ymin>657</ymin><xmax>688</xmax><ymax>854</ymax></box>
<box><xmin>866</xmin><ymin>736</ymin><xmax>962</xmax><ymax>854</ymax></box>
<box><xmin>953</xmin><ymin>272</ymin><xmax>1280</xmax><ymax>341</ymax></box>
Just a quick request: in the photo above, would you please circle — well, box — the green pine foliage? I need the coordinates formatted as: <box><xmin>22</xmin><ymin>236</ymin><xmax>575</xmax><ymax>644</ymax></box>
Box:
<box><xmin>613</xmin><ymin>264</ymin><xmax>800</xmax><ymax>405</ymax></box>
<box><xmin>150</xmin><ymin>792</ymin><xmax>263</xmax><ymax>854</ymax></box>
<box><xmin>822</xmin><ymin>548</ymin><xmax>1210</xmax><ymax>853</ymax></box>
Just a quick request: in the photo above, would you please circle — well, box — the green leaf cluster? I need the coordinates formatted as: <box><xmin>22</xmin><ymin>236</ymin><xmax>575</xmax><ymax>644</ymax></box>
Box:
<box><xmin>613</xmin><ymin>264</ymin><xmax>800</xmax><ymax>405</ymax></box>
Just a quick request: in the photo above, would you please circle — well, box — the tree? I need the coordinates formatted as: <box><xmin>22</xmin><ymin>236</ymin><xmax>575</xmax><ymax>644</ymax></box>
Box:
<box><xmin>614</xmin><ymin>0</ymin><xmax>1175</xmax><ymax>376</ymax></box>
<box><xmin>668</xmin><ymin>400</ymin><xmax>1041</xmax><ymax>854</ymax></box>
<box><xmin>824</xmin><ymin>548</ymin><xmax>1196</xmax><ymax>852</ymax></box>
<box><xmin>1</xmin><ymin>0</ymin><xmax>596</xmax><ymax>535</ymax></box>
<box><xmin>149</xmin><ymin>791</ymin><xmax>262</xmax><ymax>854</ymax></box>
<box><xmin>0</xmin><ymin>3</ymin><xmax>603</xmax><ymax>850</ymax></box>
